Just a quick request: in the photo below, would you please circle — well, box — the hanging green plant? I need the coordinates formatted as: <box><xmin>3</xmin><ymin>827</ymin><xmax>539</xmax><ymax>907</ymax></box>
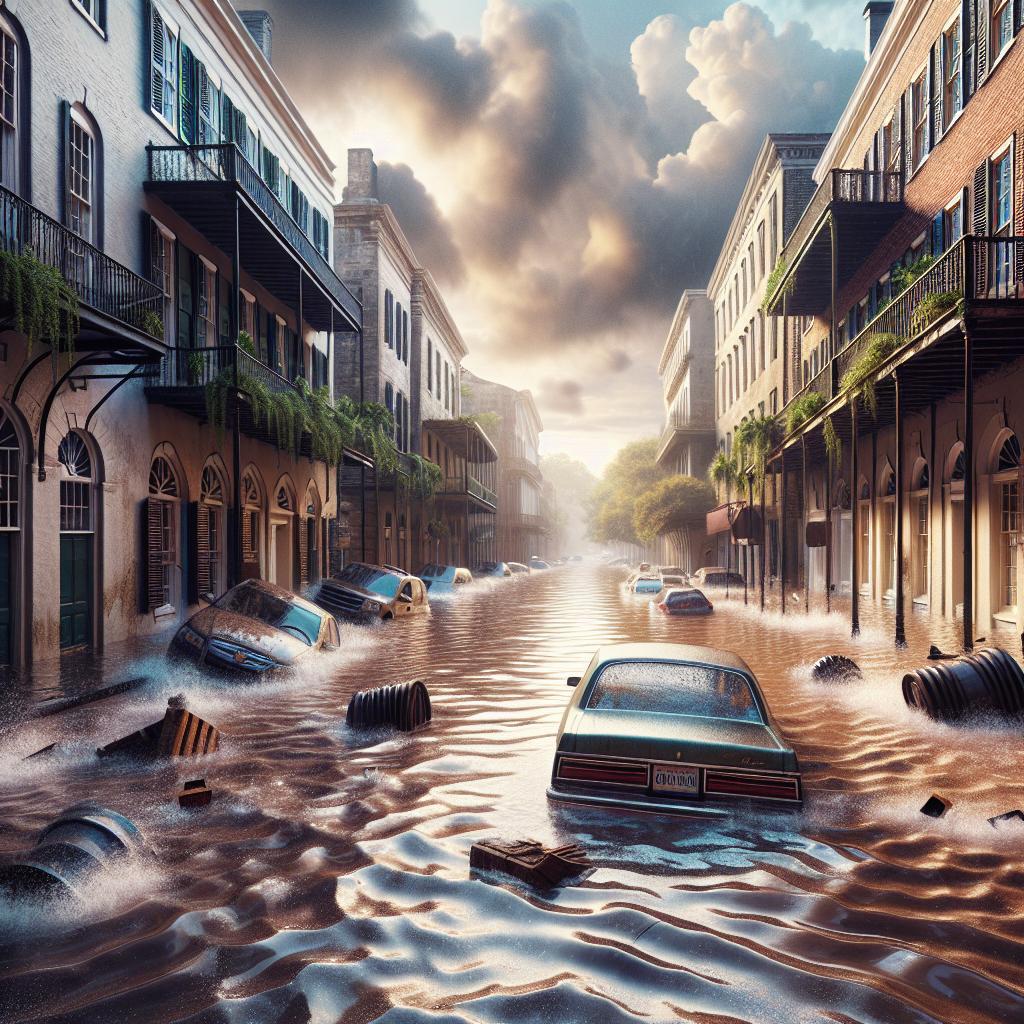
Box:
<box><xmin>734</xmin><ymin>414</ymin><xmax>780</xmax><ymax>496</ymax></box>
<box><xmin>822</xmin><ymin>414</ymin><xmax>841</xmax><ymax>465</ymax></box>
<box><xmin>237</xmin><ymin>330</ymin><xmax>256</xmax><ymax>356</ymax></box>
<box><xmin>785</xmin><ymin>391</ymin><xmax>827</xmax><ymax>433</ymax></box>
<box><xmin>839</xmin><ymin>332</ymin><xmax>903</xmax><ymax>418</ymax></box>
<box><xmin>141</xmin><ymin>308</ymin><xmax>165</xmax><ymax>339</ymax></box>
<box><xmin>760</xmin><ymin>257</ymin><xmax>794</xmax><ymax>312</ymax></box>
<box><xmin>406</xmin><ymin>453</ymin><xmax>443</xmax><ymax>500</ymax></box>
<box><xmin>910</xmin><ymin>291</ymin><xmax>961</xmax><ymax>335</ymax></box>
<box><xmin>460</xmin><ymin>411</ymin><xmax>501</xmax><ymax>438</ymax></box>
<box><xmin>708</xmin><ymin>449</ymin><xmax>738</xmax><ymax>502</ymax></box>
<box><xmin>187</xmin><ymin>349</ymin><xmax>205</xmax><ymax>385</ymax></box>
<box><xmin>891</xmin><ymin>254</ymin><xmax>934</xmax><ymax>294</ymax></box>
<box><xmin>0</xmin><ymin>246</ymin><xmax>80</xmax><ymax>355</ymax></box>
<box><xmin>427</xmin><ymin>518</ymin><xmax>449</xmax><ymax>538</ymax></box>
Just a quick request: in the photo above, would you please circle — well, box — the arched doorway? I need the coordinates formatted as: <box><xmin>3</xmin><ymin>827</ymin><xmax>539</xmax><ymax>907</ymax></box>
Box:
<box><xmin>241</xmin><ymin>467</ymin><xmax>265</xmax><ymax>580</ymax></box>
<box><xmin>990</xmin><ymin>433</ymin><xmax>1020</xmax><ymax>624</ymax></box>
<box><xmin>832</xmin><ymin>477</ymin><xmax>852</xmax><ymax>594</ymax></box>
<box><xmin>270</xmin><ymin>477</ymin><xmax>295</xmax><ymax>587</ymax></box>
<box><xmin>879</xmin><ymin>462</ymin><xmax>896</xmax><ymax>600</ymax></box>
<box><xmin>857</xmin><ymin>477</ymin><xmax>872</xmax><ymax>597</ymax></box>
<box><xmin>910</xmin><ymin>459</ymin><xmax>930</xmax><ymax>605</ymax></box>
<box><xmin>303</xmin><ymin>481</ymin><xmax>322</xmax><ymax>588</ymax></box>
<box><xmin>0</xmin><ymin>409</ymin><xmax>22</xmax><ymax>665</ymax></box>
<box><xmin>147</xmin><ymin>452</ymin><xmax>182</xmax><ymax>613</ymax></box>
<box><xmin>59</xmin><ymin>432</ymin><xmax>98</xmax><ymax>649</ymax></box>
<box><xmin>944</xmin><ymin>443</ymin><xmax>965</xmax><ymax>617</ymax></box>
<box><xmin>199</xmin><ymin>460</ymin><xmax>228</xmax><ymax>601</ymax></box>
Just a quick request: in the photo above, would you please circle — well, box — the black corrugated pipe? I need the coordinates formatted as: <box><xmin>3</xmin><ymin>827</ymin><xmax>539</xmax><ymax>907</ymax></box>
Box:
<box><xmin>902</xmin><ymin>648</ymin><xmax>1024</xmax><ymax>722</ymax></box>
<box><xmin>346</xmin><ymin>680</ymin><xmax>432</xmax><ymax>732</ymax></box>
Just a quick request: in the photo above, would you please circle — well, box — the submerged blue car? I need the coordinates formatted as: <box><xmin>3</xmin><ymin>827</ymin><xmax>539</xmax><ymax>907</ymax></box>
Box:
<box><xmin>418</xmin><ymin>564</ymin><xmax>473</xmax><ymax>593</ymax></box>
<box><xmin>548</xmin><ymin>643</ymin><xmax>802</xmax><ymax>817</ymax></box>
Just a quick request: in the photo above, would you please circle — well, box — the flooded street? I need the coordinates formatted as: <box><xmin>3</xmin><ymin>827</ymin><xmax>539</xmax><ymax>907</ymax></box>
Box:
<box><xmin>2</xmin><ymin>564</ymin><xmax>1024</xmax><ymax>1024</ymax></box>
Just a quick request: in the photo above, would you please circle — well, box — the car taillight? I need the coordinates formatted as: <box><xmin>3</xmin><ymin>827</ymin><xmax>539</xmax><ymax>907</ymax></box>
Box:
<box><xmin>704</xmin><ymin>770</ymin><xmax>801</xmax><ymax>802</ymax></box>
<box><xmin>557</xmin><ymin>757</ymin><xmax>648</xmax><ymax>788</ymax></box>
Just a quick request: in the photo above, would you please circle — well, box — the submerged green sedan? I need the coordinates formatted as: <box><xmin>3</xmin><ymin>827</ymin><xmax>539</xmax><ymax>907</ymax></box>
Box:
<box><xmin>548</xmin><ymin>642</ymin><xmax>802</xmax><ymax>817</ymax></box>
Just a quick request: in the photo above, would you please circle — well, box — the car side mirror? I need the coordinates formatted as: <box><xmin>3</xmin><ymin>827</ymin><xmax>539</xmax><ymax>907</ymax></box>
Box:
<box><xmin>567</xmin><ymin>676</ymin><xmax>581</xmax><ymax>687</ymax></box>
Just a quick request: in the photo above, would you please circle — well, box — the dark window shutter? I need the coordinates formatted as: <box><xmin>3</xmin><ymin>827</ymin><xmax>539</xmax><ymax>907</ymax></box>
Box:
<box><xmin>1016</xmin><ymin>0</ymin><xmax>1023</xmax><ymax>34</ymax></box>
<box><xmin>179</xmin><ymin>44</ymin><xmax>196</xmax><ymax>144</ymax></box>
<box><xmin>932</xmin><ymin>41</ymin><xmax>943</xmax><ymax>144</ymax></box>
<box><xmin>242</xmin><ymin>508</ymin><xmax>254</xmax><ymax>564</ymax></box>
<box><xmin>293</xmin><ymin>513</ymin><xmax>302</xmax><ymax>589</ymax></box>
<box><xmin>197</xmin><ymin>61</ymin><xmax>211</xmax><ymax>144</ymax></box>
<box><xmin>973</xmin><ymin>160</ymin><xmax>990</xmax><ymax>293</ymax></box>
<box><xmin>902</xmin><ymin>89</ymin><xmax>913</xmax><ymax>180</ymax></box>
<box><xmin>299</xmin><ymin>514</ymin><xmax>310</xmax><ymax>587</ymax></box>
<box><xmin>147</xmin><ymin>498</ymin><xmax>164</xmax><ymax>611</ymax></box>
<box><xmin>184</xmin><ymin>501</ymin><xmax>197</xmax><ymax>606</ymax></box>
<box><xmin>150</xmin><ymin>6</ymin><xmax>165</xmax><ymax>117</ymax></box>
<box><xmin>59</xmin><ymin>100</ymin><xmax>71</xmax><ymax>227</ymax></box>
<box><xmin>221</xmin><ymin>94</ymin><xmax>234</xmax><ymax>144</ymax></box>
<box><xmin>977</xmin><ymin>0</ymin><xmax>990</xmax><ymax>86</ymax></box>
<box><xmin>932</xmin><ymin>210</ymin><xmax>945</xmax><ymax>256</ymax></box>
<box><xmin>196</xmin><ymin>503</ymin><xmax>210</xmax><ymax>599</ymax></box>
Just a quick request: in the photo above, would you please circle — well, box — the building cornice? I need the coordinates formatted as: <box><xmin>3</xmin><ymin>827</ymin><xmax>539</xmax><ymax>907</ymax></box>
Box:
<box><xmin>413</xmin><ymin>268</ymin><xmax>468</xmax><ymax>360</ymax></box>
<box><xmin>814</xmin><ymin>0</ymin><xmax>930</xmax><ymax>178</ymax></box>
<box><xmin>195</xmin><ymin>0</ymin><xmax>335</xmax><ymax>185</ymax></box>
<box><xmin>657</xmin><ymin>289</ymin><xmax>706</xmax><ymax>374</ymax></box>
<box><xmin>335</xmin><ymin>202</ymin><xmax>418</xmax><ymax>286</ymax></box>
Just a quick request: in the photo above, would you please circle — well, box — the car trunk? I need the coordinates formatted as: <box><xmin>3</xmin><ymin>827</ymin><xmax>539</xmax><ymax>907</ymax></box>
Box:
<box><xmin>563</xmin><ymin>712</ymin><xmax>797</xmax><ymax>773</ymax></box>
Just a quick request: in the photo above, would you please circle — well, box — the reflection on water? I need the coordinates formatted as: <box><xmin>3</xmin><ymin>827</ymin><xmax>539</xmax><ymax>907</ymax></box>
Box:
<box><xmin>1</xmin><ymin>567</ymin><xmax>1024</xmax><ymax>1023</ymax></box>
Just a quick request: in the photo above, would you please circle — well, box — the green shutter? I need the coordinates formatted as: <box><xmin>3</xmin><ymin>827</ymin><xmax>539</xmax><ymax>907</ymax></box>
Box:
<box><xmin>180</xmin><ymin>44</ymin><xmax>196</xmax><ymax>144</ymax></box>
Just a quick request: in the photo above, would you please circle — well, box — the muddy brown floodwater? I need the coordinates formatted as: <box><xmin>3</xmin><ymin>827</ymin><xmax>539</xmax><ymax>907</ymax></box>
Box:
<box><xmin>1</xmin><ymin>565</ymin><xmax>1024</xmax><ymax>1024</ymax></box>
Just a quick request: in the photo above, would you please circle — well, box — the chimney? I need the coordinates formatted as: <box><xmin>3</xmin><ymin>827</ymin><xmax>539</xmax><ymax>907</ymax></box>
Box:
<box><xmin>863</xmin><ymin>1</ymin><xmax>893</xmax><ymax>59</ymax></box>
<box><xmin>343</xmin><ymin>148</ymin><xmax>379</xmax><ymax>203</ymax></box>
<box><xmin>238</xmin><ymin>10</ymin><xmax>273</xmax><ymax>64</ymax></box>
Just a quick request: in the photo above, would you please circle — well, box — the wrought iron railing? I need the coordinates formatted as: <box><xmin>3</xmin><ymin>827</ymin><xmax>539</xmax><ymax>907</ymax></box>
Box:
<box><xmin>658</xmin><ymin>412</ymin><xmax>715</xmax><ymax>454</ymax></box>
<box><xmin>766</xmin><ymin>168</ymin><xmax>903</xmax><ymax>312</ymax></box>
<box><xmin>779</xmin><ymin>235</ymin><xmax>1023</xmax><ymax>438</ymax></box>
<box><xmin>0</xmin><ymin>184</ymin><xmax>164</xmax><ymax>338</ymax></box>
<box><xmin>508</xmin><ymin>511</ymin><xmax>548</xmax><ymax>531</ymax></box>
<box><xmin>147</xmin><ymin>343</ymin><xmax>299</xmax><ymax>396</ymax></box>
<box><xmin>146</xmin><ymin>144</ymin><xmax>358</xmax><ymax>321</ymax></box>
<box><xmin>662</xmin><ymin>347</ymin><xmax>690</xmax><ymax>402</ymax></box>
<box><xmin>441</xmin><ymin>473</ymin><xmax>497</xmax><ymax>507</ymax></box>
<box><xmin>505</xmin><ymin>453</ymin><xmax>542</xmax><ymax>480</ymax></box>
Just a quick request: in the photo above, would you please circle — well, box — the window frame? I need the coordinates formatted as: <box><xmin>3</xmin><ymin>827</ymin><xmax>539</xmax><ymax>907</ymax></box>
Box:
<box><xmin>67</xmin><ymin>107</ymin><xmax>96</xmax><ymax>244</ymax></box>
<box><xmin>70</xmin><ymin>0</ymin><xmax>106</xmax><ymax>38</ymax></box>
<box><xmin>942</xmin><ymin>16</ymin><xmax>962</xmax><ymax>131</ymax></box>
<box><xmin>150</xmin><ymin>2</ymin><xmax>179</xmax><ymax>133</ymax></box>
<box><xmin>991</xmin><ymin>0</ymin><xmax>1015</xmax><ymax>64</ymax></box>
<box><xmin>910</xmin><ymin>67</ymin><xmax>928</xmax><ymax>172</ymax></box>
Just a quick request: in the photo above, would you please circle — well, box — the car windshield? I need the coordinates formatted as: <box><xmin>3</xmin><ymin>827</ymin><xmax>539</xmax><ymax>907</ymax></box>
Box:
<box><xmin>585</xmin><ymin>660</ymin><xmax>762</xmax><ymax>723</ymax></box>
<box><xmin>337</xmin><ymin>564</ymin><xmax>402</xmax><ymax>598</ymax></box>
<box><xmin>668</xmin><ymin>591</ymin><xmax>708</xmax><ymax>608</ymax></box>
<box><xmin>419</xmin><ymin>564</ymin><xmax>453</xmax><ymax>580</ymax></box>
<box><xmin>217</xmin><ymin>585</ymin><xmax>322</xmax><ymax>645</ymax></box>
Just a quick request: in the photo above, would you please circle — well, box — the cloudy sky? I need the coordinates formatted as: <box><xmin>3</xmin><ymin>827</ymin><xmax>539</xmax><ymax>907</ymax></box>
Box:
<box><xmin>249</xmin><ymin>0</ymin><xmax>868</xmax><ymax>473</ymax></box>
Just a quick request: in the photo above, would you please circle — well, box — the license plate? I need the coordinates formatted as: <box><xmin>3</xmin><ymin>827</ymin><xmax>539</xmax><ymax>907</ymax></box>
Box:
<box><xmin>652</xmin><ymin>766</ymin><xmax>699</xmax><ymax>795</ymax></box>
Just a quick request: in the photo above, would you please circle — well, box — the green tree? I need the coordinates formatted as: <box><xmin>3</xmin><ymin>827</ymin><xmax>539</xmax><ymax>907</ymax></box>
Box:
<box><xmin>588</xmin><ymin>438</ymin><xmax>664</xmax><ymax>545</ymax></box>
<box><xmin>633</xmin><ymin>475</ymin><xmax>717</xmax><ymax>553</ymax></box>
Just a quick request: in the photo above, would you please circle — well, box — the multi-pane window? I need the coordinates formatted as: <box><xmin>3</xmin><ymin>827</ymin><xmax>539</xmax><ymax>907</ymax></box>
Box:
<box><xmin>150</xmin><ymin>6</ymin><xmax>178</xmax><ymax>128</ymax></box>
<box><xmin>993</xmin><ymin>149</ymin><xmax>1013</xmax><ymax>233</ymax></box>
<box><xmin>911</xmin><ymin>71</ymin><xmax>928</xmax><ymax>171</ymax></box>
<box><xmin>0</xmin><ymin>26</ymin><xmax>17</xmax><ymax>188</ymax></box>
<box><xmin>859</xmin><ymin>501</ymin><xmax>871</xmax><ymax>588</ymax></box>
<box><xmin>199</xmin><ymin>465</ymin><xmax>224</xmax><ymax>599</ymax></box>
<box><xmin>0</xmin><ymin>412</ymin><xmax>19</xmax><ymax>531</ymax></box>
<box><xmin>993</xmin><ymin>0</ymin><xmax>1014</xmax><ymax>58</ymax></box>
<box><xmin>59</xmin><ymin>434</ymin><xmax>92</xmax><ymax>533</ymax></box>
<box><xmin>943</xmin><ymin>197</ymin><xmax>963</xmax><ymax>248</ymax></box>
<box><xmin>67</xmin><ymin>115</ymin><xmax>94</xmax><ymax>242</ymax></box>
<box><xmin>73</xmin><ymin>0</ymin><xmax>103</xmax><ymax>28</ymax></box>
<box><xmin>196</xmin><ymin>260</ymin><xmax>216</xmax><ymax>346</ymax></box>
<box><xmin>914</xmin><ymin>494</ymin><xmax>929</xmax><ymax>599</ymax></box>
<box><xmin>149</xmin><ymin>456</ymin><xmax>180</xmax><ymax>608</ymax></box>
<box><xmin>149</xmin><ymin>220</ymin><xmax>174</xmax><ymax>346</ymax></box>
<box><xmin>1000</xmin><ymin>480</ymin><xmax>1019</xmax><ymax>608</ymax></box>
<box><xmin>943</xmin><ymin>21</ymin><xmax>962</xmax><ymax>128</ymax></box>
<box><xmin>756</xmin><ymin>223</ymin><xmax>765</xmax><ymax>279</ymax></box>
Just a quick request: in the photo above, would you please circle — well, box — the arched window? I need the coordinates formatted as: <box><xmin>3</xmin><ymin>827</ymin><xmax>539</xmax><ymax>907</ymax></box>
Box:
<box><xmin>996</xmin><ymin>433</ymin><xmax>1020</xmax><ymax>472</ymax></box>
<box><xmin>991</xmin><ymin>433</ymin><xmax>1020</xmax><ymax>613</ymax></box>
<box><xmin>198</xmin><ymin>462</ymin><xmax>227</xmax><ymax>599</ymax></box>
<box><xmin>0</xmin><ymin>410</ymin><xmax>20</xmax><ymax>530</ymax></box>
<box><xmin>59</xmin><ymin>432</ymin><xmax>93</xmax><ymax>532</ymax></box>
<box><xmin>276</xmin><ymin>483</ymin><xmax>294</xmax><ymax>511</ymax></box>
<box><xmin>242</xmin><ymin>467</ymin><xmax>264</xmax><ymax>569</ymax></box>
<box><xmin>59</xmin><ymin>431</ymin><xmax>98</xmax><ymax>648</ymax></box>
<box><xmin>66</xmin><ymin>103</ymin><xmax>101</xmax><ymax>246</ymax></box>
<box><xmin>911</xmin><ymin>460</ymin><xmax>930</xmax><ymax>601</ymax></box>
<box><xmin>951</xmin><ymin>448</ymin><xmax>965</xmax><ymax>482</ymax></box>
<box><xmin>148</xmin><ymin>453</ymin><xmax>180</xmax><ymax>609</ymax></box>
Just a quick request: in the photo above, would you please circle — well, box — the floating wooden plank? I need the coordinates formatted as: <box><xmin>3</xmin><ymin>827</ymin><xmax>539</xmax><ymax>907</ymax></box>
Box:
<box><xmin>177</xmin><ymin>779</ymin><xmax>213</xmax><ymax>809</ymax></box>
<box><xmin>470</xmin><ymin>838</ymin><xmax>590</xmax><ymax>887</ymax></box>
<box><xmin>97</xmin><ymin>698</ymin><xmax>220</xmax><ymax>759</ymax></box>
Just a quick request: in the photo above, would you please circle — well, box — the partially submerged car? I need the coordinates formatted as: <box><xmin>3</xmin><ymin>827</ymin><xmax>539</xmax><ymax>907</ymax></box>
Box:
<box><xmin>419</xmin><ymin>564</ymin><xmax>473</xmax><ymax>593</ymax></box>
<box><xmin>661</xmin><ymin>574</ymin><xmax>687</xmax><ymax>588</ymax></box>
<box><xmin>474</xmin><ymin>561</ymin><xmax>513</xmax><ymax>578</ymax></box>
<box><xmin>529</xmin><ymin>557</ymin><xmax>551</xmax><ymax>570</ymax></box>
<box><xmin>313</xmin><ymin>563</ymin><xmax>429</xmax><ymax>620</ymax></box>
<box><xmin>507</xmin><ymin>561</ymin><xmax>531</xmax><ymax>574</ymax></box>
<box><xmin>626</xmin><ymin>571</ymin><xmax>663</xmax><ymax>595</ymax></box>
<box><xmin>690</xmin><ymin>567</ymin><xmax>745</xmax><ymax>587</ymax></box>
<box><xmin>171</xmin><ymin>579</ymin><xmax>339</xmax><ymax>674</ymax></box>
<box><xmin>656</xmin><ymin>588</ymin><xmax>714</xmax><ymax>615</ymax></box>
<box><xmin>548</xmin><ymin>643</ymin><xmax>802</xmax><ymax>816</ymax></box>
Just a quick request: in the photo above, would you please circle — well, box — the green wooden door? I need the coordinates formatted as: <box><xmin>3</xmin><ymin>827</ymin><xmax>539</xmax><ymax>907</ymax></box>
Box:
<box><xmin>60</xmin><ymin>534</ymin><xmax>92</xmax><ymax>649</ymax></box>
<box><xmin>0</xmin><ymin>533</ymin><xmax>10</xmax><ymax>665</ymax></box>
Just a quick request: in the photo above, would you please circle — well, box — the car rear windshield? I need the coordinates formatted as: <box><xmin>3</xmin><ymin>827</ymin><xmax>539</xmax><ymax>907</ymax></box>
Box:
<box><xmin>218</xmin><ymin>586</ymin><xmax>322</xmax><ymax>645</ymax></box>
<box><xmin>337</xmin><ymin>564</ymin><xmax>402</xmax><ymax>598</ymax></box>
<box><xmin>585</xmin><ymin>660</ymin><xmax>762</xmax><ymax>723</ymax></box>
<box><xmin>667</xmin><ymin>591</ymin><xmax>709</xmax><ymax>608</ymax></box>
<box><xmin>419</xmin><ymin>564</ymin><xmax>452</xmax><ymax>579</ymax></box>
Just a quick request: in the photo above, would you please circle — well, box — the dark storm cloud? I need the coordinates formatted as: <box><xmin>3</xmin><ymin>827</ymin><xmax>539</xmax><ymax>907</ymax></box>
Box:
<box><xmin>377</xmin><ymin>162</ymin><xmax>465</xmax><ymax>285</ymax></box>
<box><xmin>607</xmin><ymin>350</ymin><xmax>632</xmax><ymax>373</ymax></box>
<box><xmin>539</xmin><ymin>378</ymin><xmax>585</xmax><ymax>415</ymax></box>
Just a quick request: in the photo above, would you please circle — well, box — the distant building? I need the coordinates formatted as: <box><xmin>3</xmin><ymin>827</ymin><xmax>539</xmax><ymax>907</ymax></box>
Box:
<box><xmin>461</xmin><ymin>369</ymin><xmax>548</xmax><ymax>562</ymax></box>
<box><xmin>333</xmin><ymin>149</ymin><xmax>496</xmax><ymax>571</ymax></box>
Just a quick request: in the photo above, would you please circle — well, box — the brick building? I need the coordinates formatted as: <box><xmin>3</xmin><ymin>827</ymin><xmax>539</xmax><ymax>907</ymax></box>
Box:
<box><xmin>0</xmin><ymin>1</ymin><xmax>360</xmax><ymax>668</ymax></box>
<box><xmin>761</xmin><ymin>0</ymin><xmax>1024</xmax><ymax>644</ymax></box>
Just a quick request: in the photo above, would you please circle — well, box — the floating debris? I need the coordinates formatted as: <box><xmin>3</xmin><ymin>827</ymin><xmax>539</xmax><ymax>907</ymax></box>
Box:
<box><xmin>920</xmin><ymin>794</ymin><xmax>951</xmax><ymax>819</ymax></box>
<box><xmin>902</xmin><ymin>648</ymin><xmax>1024</xmax><ymax>722</ymax></box>
<box><xmin>810</xmin><ymin>655</ymin><xmax>862</xmax><ymax>683</ymax></box>
<box><xmin>988</xmin><ymin>809</ymin><xmax>1024</xmax><ymax>830</ymax></box>
<box><xmin>97</xmin><ymin>696</ymin><xmax>220</xmax><ymax>759</ymax></box>
<box><xmin>35</xmin><ymin>677</ymin><xmax>149</xmax><ymax>718</ymax></box>
<box><xmin>470</xmin><ymin>838</ymin><xmax>590</xmax><ymax>887</ymax></box>
<box><xmin>346</xmin><ymin>680</ymin><xmax>432</xmax><ymax>732</ymax></box>
<box><xmin>177</xmin><ymin>779</ymin><xmax>213</xmax><ymax>809</ymax></box>
<box><xmin>0</xmin><ymin>803</ymin><xmax>150</xmax><ymax>900</ymax></box>
<box><xmin>927</xmin><ymin>645</ymin><xmax>957</xmax><ymax>661</ymax></box>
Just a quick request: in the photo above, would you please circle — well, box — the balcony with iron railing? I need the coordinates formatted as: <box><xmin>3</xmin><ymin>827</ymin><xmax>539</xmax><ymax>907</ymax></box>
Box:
<box><xmin>764</xmin><ymin>168</ymin><xmax>904</xmax><ymax>318</ymax></box>
<box><xmin>439</xmin><ymin>472</ymin><xmax>497</xmax><ymax>509</ymax></box>
<box><xmin>661</xmin><ymin>346</ymin><xmax>691</xmax><ymax>404</ymax></box>
<box><xmin>656</xmin><ymin>410</ymin><xmax>716</xmax><ymax>464</ymax></box>
<box><xmin>507</xmin><ymin>511</ymin><xmax>549</xmax><ymax>533</ymax></box>
<box><xmin>776</xmin><ymin>234</ymin><xmax>1024</xmax><ymax>449</ymax></box>
<box><xmin>146</xmin><ymin>143</ymin><xmax>361</xmax><ymax>333</ymax></box>
<box><xmin>0</xmin><ymin>184</ymin><xmax>165</xmax><ymax>353</ymax></box>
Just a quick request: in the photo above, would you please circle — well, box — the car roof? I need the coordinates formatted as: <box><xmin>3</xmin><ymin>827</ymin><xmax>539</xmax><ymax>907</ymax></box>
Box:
<box><xmin>591</xmin><ymin>642</ymin><xmax>752</xmax><ymax>674</ymax></box>
<box><xmin>234</xmin><ymin>578</ymin><xmax>324</xmax><ymax>616</ymax></box>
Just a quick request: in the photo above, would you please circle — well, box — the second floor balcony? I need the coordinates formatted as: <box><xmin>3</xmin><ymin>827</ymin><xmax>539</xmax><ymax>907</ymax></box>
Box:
<box><xmin>0</xmin><ymin>184</ymin><xmax>165</xmax><ymax>358</ymax></box>
<box><xmin>764</xmin><ymin>168</ymin><xmax>904</xmax><ymax>318</ymax></box>
<box><xmin>423</xmin><ymin>418</ymin><xmax>499</xmax><ymax>511</ymax></box>
<box><xmin>657</xmin><ymin>411</ymin><xmax>716</xmax><ymax>466</ymax></box>
<box><xmin>146</xmin><ymin>144</ymin><xmax>361</xmax><ymax>334</ymax></box>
